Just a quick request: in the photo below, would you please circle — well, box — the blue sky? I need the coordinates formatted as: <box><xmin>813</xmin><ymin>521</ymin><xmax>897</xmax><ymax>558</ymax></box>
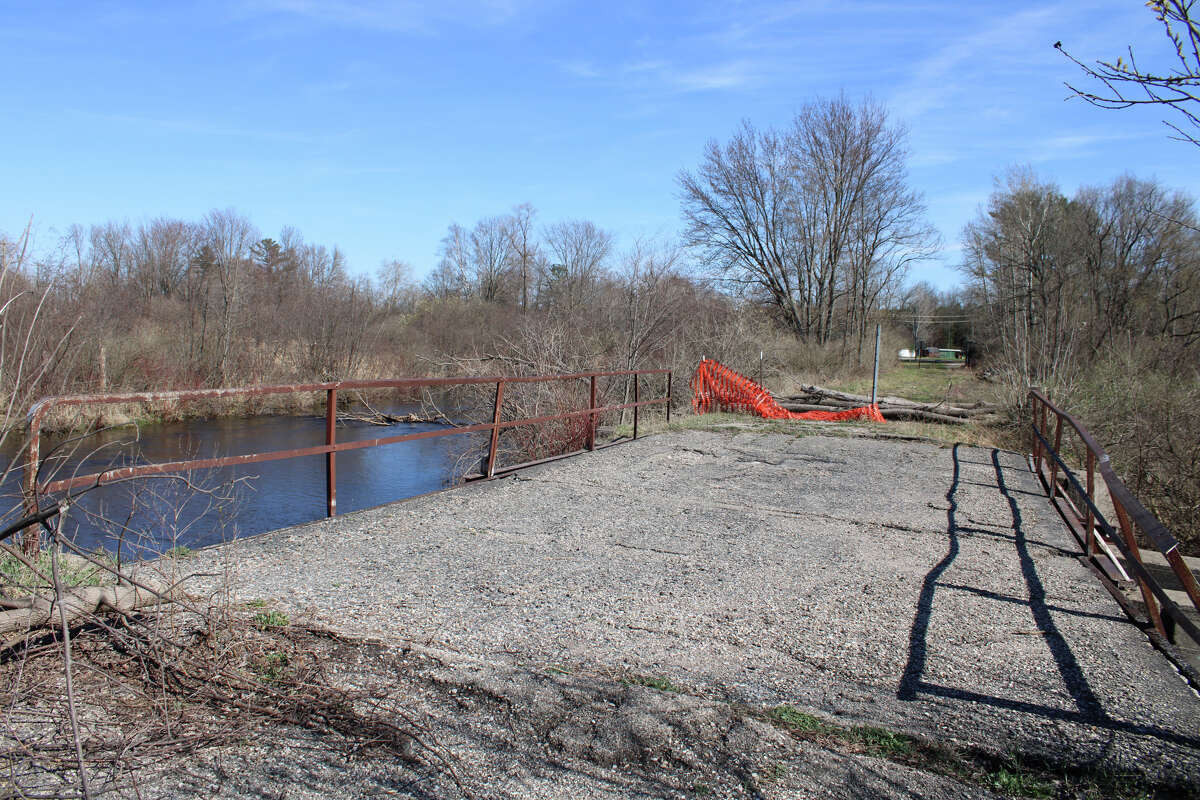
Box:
<box><xmin>1</xmin><ymin>1</ymin><xmax>1194</xmax><ymax>291</ymax></box>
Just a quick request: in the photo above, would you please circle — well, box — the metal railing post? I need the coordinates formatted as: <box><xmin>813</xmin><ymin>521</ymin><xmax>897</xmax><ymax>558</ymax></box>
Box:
<box><xmin>1114</xmin><ymin>499</ymin><xmax>1167</xmax><ymax>638</ymax></box>
<box><xmin>633</xmin><ymin>373</ymin><xmax>640</xmax><ymax>439</ymax></box>
<box><xmin>1029</xmin><ymin>393</ymin><xmax>1041</xmax><ymax>472</ymax></box>
<box><xmin>486</xmin><ymin>380</ymin><xmax>504</xmax><ymax>478</ymax></box>
<box><xmin>20</xmin><ymin>422</ymin><xmax>41</xmax><ymax>553</ymax></box>
<box><xmin>1049</xmin><ymin>414</ymin><xmax>1063</xmax><ymax>499</ymax></box>
<box><xmin>1085</xmin><ymin>451</ymin><xmax>1096</xmax><ymax>556</ymax></box>
<box><xmin>587</xmin><ymin>374</ymin><xmax>597</xmax><ymax>451</ymax></box>
<box><xmin>23</xmin><ymin>429</ymin><xmax>39</xmax><ymax>517</ymax></box>
<box><xmin>666</xmin><ymin>372</ymin><xmax>672</xmax><ymax>424</ymax></box>
<box><xmin>325</xmin><ymin>387</ymin><xmax>337</xmax><ymax>517</ymax></box>
<box><xmin>1037</xmin><ymin>397</ymin><xmax>1048</xmax><ymax>474</ymax></box>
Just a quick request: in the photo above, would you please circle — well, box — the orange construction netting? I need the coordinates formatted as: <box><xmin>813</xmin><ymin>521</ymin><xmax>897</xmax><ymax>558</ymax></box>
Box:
<box><xmin>690</xmin><ymin>358</ymin><xmax>885</xmax><ymax>423</ymax></box>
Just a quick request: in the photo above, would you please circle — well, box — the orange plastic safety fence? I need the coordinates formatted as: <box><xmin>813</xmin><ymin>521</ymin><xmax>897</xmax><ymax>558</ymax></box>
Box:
<box><xmin>689</xmin><ymin>358</ymin><xmax>885</xmax><ymax>424</ymax></box>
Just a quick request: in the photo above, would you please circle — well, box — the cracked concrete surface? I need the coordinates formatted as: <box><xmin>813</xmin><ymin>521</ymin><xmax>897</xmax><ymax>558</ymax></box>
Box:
<box><xmin>180</xmin><ymin>427</ymin><xmax>1200</xmax><ymax>797</ymax></box>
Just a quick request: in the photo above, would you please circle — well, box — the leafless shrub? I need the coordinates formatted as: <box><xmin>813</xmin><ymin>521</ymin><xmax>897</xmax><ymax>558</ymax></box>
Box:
<box><xmin>1072</xmin><ymin>340</ymin><xmax>1200</xmax><ymax>552</ymax></box>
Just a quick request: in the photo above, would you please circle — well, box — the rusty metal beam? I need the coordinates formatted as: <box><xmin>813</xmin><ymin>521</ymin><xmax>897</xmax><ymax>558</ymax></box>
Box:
<box><xmin>1028</xmin><ymin>389</ymin><xmax>1200</xmax><ymax>643</ymax></box>
<box><xmin>326</xmin><ymin>387</ymin><xmax>338</xmax><ymax>517</ymax></box>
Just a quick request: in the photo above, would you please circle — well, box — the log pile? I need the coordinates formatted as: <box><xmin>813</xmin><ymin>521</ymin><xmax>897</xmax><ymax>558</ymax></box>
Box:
<box><xmin>776</xmin><ymin>385</ymin><xmax>1001</xmax><ymax>425</ymax></box>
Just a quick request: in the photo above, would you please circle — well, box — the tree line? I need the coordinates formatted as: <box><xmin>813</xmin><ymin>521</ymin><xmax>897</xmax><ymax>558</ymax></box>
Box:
<box><xmin>0</xmin><ymin>204</ymin><xmax>781</xmax><ymax>440</ymax></box>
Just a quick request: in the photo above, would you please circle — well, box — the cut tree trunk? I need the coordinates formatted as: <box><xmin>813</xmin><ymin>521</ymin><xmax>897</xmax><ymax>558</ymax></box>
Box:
<box><xmin>776</xmin><ymin>402</ymin><xmax>974</xmax><ymax>425</ymax></box>
<box><xmin>0</xmin><ymin>581</ymin><xmax>179</xmax><ymax>636</ymax></box>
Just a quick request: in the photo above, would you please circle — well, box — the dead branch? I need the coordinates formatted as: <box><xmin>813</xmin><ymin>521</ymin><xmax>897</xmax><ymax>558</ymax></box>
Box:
<box><xmin>340</xmin><ymin>390</ymin><xmax>452</xmax><ymax>426</ymax></box>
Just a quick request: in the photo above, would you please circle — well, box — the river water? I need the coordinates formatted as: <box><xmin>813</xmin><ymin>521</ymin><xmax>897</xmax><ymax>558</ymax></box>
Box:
<box><xmin>7</xmin><ymin>410</ymin><xmax>480</xmax><ymax>560</ymax></box>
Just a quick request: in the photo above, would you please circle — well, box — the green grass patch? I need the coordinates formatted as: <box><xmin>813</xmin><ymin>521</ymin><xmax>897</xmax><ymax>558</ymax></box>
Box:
<box><xmin>764</xmin><ymin>762</ymin><xmax>788</xmax><ymax>782</ymax></box>
<box><xmin>847</xmin><ymin>724</ymin><xmax>916</xmax><ymax>757</ymax></box>
<box><xmin>768</xmin><ymin>708</ymin><xmax>914</xmax><ymax>756</ymax></box>
<box><xmin>623</xmin><ymin>674</ymin><xmax>683</xmax><ymax>693</ymax></box>
<box><xmin>831</xmin><ymin>365</ymin><xmax>997</xmax><ymax>406</ymax></box>
<box><xmin>245</xmin><ymin>598</ymin><xmax>267</xmax><ymax>608</ymax></box>
<box><xmin>0</xmin><ymin>550</ymin><xmax>113</xmax><ymax>596</ymax></box>
<box><xmin>252</xmin><ymin>610</ymin><xmax>289</xmax><ymax>629</ymax></box>
<box><xmin>163</xmin><ymin>545</ymin><xmax>194</xmax><ymax>559</ymax></box>
<box><xmin>761</xmin><ymin>704</ymin><xmax>1165</xmax><ymax>800</ymax></box>
<box><xmin>989</xmin><ymin>766</ymin><xmax>1056</xmax><ymax>798</ymax></box>
<box><xmin>769</xmin><ymin>705</ymin><xmax>826</xmax><ymax>732</ymax></box>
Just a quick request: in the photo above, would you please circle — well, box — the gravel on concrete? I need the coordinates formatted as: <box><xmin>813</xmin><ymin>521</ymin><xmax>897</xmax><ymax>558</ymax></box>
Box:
<box><xmin>169</xmin><ymin>427</ymin><xmax>1200</xmax><ymax>798</ymax></box>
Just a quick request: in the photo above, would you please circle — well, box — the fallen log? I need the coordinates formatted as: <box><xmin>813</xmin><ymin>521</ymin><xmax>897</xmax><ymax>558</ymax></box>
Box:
<box><xmin>776</xmin><ymin>402</ymin><xmax>978</xmax><ymax>425</ymax></box>
<box><xmin>777</xmin><ymin>403</ymin><xmax>854</xmax><ymax>414</ymax></box>
<box><xmin>780</xmin><ymin>397</ymin><xmax>993</xmax><ymax>419</ymax></box>
<box><xmin>339</xmin><ymin>409</ymin><xmax>447</xmax><ymax>425</ymax></box>
<box><xmin>0</xmin><ymin>580</ymin><xmax>179</xmax><ymax>635</ymax></box>
<box><xmin>787</xmin><ymin>384</ymin><xmax>1000</xmax><ymax>410</ymax></box>
<box><xmin>878</xmin><ymin>408</ymin><xmax>977</xmax><ymax>425</ymax></box>
<box><xmin>778</xmin><ymin>385</ymin><xmax>999</xmax><ymax>418</ymax></box>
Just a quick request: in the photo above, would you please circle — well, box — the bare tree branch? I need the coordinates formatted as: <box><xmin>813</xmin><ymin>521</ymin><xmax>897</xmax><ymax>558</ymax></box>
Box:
<box><xmin>1058</xmin><ymin>1</ymin><xmax>1200</xmax><ymax>145</ymax></box>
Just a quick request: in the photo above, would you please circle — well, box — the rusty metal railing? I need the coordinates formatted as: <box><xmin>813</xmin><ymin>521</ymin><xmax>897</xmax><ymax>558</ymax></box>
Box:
<box><xmin>1030</xmin><ymin>389</ymin><xmax>1200</xmax><ymax>646</ymax></box>
<box><xmin>23</xmin><ymin>369</ymin><xmax>672</xmax><ymax>519</ymax></box>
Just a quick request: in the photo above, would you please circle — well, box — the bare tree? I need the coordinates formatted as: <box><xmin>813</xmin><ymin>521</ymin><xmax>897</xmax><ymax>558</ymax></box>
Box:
<box><xmin>679</xmin><ymin>122</ymin><xmax>801</xmax><ymax>332</ymax></box>
<box><xmin>90</xmin><ymin>221</ymin><xmax>132</xmax><ymax>288</ymax></box>
<box><xmin>470</xmin><ymin>216</ymin><xmax>514</xmax><ymax>302</ymax></box>
<box><xmin>376</xmin><ymin>259</ymin><xmax>418</xmax><ymax>312</ymax></box>
<box><xmin>428</xmin><ymin>223</ymin><xmax>471</xmax><ymax>299</ymax></box>
<box><xmin>959</xmin><ymin>169</ymin><xmax>1200</xmax><ymax>398</ymax></box>
<box><xmin>1057</xmin><ymin>1</ymin><xmax>1200</xmax><ymax>145</ymax></box>
<box><xmin>507</xmin><ymin>203</ymin><xmax>539</xmax><ymax>313</ymax></box>
<box><xmin>200</xmin><ymin>209</ymin><xmax>257</xmax><ymax>383</ymax></box>
<box><xmin>133</xmin><ymin>218</ymin><xmax>195</xmax><ymax>299</ymax></box>
<box><xmin>542</xmin><ymin>219</ymin><xmax>613</xmax><ymax>311</ymax></box>
<box><xmin>791</xmin><ymin>97</ymin><xmax>937</xmax><ymax>346</ymax></box>
<box><xmin>679</xmin><ymin>97</ymin><xmax>934</xmax><ymax>345</ymax></box>
<box><xmin>962</xmin><ymin>169</ymin><xmax>1081</xmax><ymax>401</ymax></box>
<box><xmin>0</xmin><ymin>222</ymin><xmax>81</xmax><ymax>485</ymax></box>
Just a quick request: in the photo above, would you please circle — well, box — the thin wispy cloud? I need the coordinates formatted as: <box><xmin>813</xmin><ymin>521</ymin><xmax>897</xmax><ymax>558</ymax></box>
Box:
<box><xmin>561</xmin><ymin>56</ymin><xmax>759</xmax><ymax>93</ymax></box>
<box><xmin>670</xmin><ymin>61</ymin><xmax>758</xmax><ymax>92</ymax></box>
<box><xmin>1025</xmin><ymin>131</ymin><xmax>1145</xmax><ymax>163</ymax></box>
<box><xmin>560</xmin><ymin>60</ymin><xmax>602</xmax><ymax>79</ymax></box>
<box><xmin>887</xmin><ymin>5</ymin><xmax>1064</xmax><ymax>122</ymax></box>
<box><xmin>75</xmin><ymin>110</ymin><xmax>337</xmax><ymax>145</ymax></box>
<box><xmin>244</xmin><ymin>0</ymin><xmax>533</xmax><ymax>33</ymax></box>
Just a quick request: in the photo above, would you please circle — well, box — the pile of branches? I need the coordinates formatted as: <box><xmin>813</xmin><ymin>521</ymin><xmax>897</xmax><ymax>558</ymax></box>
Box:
<box><xmin>776</xmin><ymin>385</ymin><xmax>1001</xmax><ymax>425</ymax></box>
<box><xmin>0</xmin><ymin>519</ymin><xmax>463</xmax><ymax>799</ymax></box>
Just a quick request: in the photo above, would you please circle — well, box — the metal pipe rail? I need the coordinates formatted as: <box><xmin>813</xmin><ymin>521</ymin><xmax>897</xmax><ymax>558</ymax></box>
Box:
<box><xmin>1029</xmin><ymin>389</ymin><xmax>1200</xmax><ymax>645</ymax></box>
<box><xmin>23</xmin><ymin>369</ymin><xmax>673</xmax><ymax>520</ymax></box>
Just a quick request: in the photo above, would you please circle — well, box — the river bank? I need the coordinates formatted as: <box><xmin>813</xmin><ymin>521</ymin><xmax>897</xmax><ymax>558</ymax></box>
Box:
<box><xmin>29</xmin><ymin>387</ymin><xmax>456</xmax><ymax>436</ymax></box>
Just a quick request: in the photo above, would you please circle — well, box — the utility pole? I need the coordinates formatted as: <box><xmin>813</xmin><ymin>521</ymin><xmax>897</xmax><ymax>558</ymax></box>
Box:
<box><xmin>871</xmin><ymin>324</ymin><xmax>881</xmax><ymax>406</ymax></box>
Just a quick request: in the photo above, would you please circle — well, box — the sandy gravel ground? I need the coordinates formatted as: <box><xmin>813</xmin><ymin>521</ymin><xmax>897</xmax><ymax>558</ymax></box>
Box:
<box><xmin>165</xmin><ymin>427</ymin><xmax>1199</xmax><ymax>799</ymax></box>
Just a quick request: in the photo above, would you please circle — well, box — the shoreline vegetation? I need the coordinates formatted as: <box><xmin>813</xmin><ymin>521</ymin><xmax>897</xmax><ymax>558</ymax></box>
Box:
<box><xmin>30</xmin><ymin>392</ymin><xmax>457</xmax><ymax>437</ymax></box>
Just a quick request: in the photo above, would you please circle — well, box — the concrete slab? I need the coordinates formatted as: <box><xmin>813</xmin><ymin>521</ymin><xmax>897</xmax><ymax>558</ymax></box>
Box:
<box><xmin>185</xmin><ymin>428</ymin><xmax>1200</xmax><ymax>794</ymax></box>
